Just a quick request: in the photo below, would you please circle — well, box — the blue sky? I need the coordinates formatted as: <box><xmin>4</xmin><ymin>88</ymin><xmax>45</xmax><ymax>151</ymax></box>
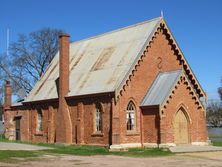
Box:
<box><xmin>0</xmin><ymin>0</ymin><xmax>221</xmax><ymax>100</ymax></box>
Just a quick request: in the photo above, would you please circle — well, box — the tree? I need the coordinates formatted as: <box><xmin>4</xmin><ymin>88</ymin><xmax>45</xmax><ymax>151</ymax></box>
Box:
<box><xmin>0</xmin><ymin>28</ymin><xmax>62</xmax><ymax>107</ymax></box>
<box><xmin>218</xmin><ymin>78</ymin><xmax>222</xmax><ymax>100</ymax></box>
<box><xmin>206</xmin><ymin>101</ymin><xmax>222</xmax><ymax>127</ymax></box>
<box><xmin>9</xmin><ymin>28</ymin><xmax>62</xmax><ymax>94</ymax></box>
<box><xmin>206</xmin><ymin>77</ymin><xmax>222</xmax><ymax>127</ymax></box>
<box><xmin>0</xmin><ymin>53</ymin><xmax>11</xmax><ymax>120</ymax></box>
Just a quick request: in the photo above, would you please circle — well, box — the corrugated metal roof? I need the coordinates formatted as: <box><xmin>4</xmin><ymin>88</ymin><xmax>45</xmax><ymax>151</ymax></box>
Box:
<box><xmin>25</xmin><ymin>17</ymin><xmax>162</xmax><ymax>102</ymax></box>
<box><xmin>141</xmin><ymin>70</ymin><xmax>182</xmax><ymax>106</ymax></box>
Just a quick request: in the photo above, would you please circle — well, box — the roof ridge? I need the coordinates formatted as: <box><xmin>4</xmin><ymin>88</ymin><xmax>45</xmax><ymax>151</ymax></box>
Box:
<box><xmin>24</xmin><ymin>16</ymin><xmax>163</xmax><ymax>103</ymax></box>
<box><xmin>70</xmin><ymin>17</ymin><xmax>162</xmax><ymax>45</ymax></box>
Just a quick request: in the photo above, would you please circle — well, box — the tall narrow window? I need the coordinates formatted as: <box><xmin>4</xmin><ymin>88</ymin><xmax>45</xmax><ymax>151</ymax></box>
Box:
<box><xmin>126</xmin><ymin>101</ymin><xmax>136</xmax><ymax>131</ymax></box>
<box><xmin>95</xmin><ymin>103</ymin><xmax>102</xmax><ymax>132</ymax></box>
<box><xmin>37</xmin><ymin>110</ymin><xmax>43</xmax><ymax>132</ymax></box>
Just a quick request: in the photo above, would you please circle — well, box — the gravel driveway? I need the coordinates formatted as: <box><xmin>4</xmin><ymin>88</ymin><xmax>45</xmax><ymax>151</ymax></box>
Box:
<box><xmin>0</xmin><ymin>142</ymin><xmax>222</xmax><ymax>167</ymax></box>
<box><xmin>0</xmin><ymin>142</ymin><xmax>51</xmax><ymax>150</ymax></box>
<box><xmin>0</xmin><ymin>151</ymin><xmax>222</xmax><ymax>167</ymax></box>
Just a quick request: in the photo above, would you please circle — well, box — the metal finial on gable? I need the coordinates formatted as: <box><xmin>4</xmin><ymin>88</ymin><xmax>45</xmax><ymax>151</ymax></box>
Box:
<box><xmin>161</xmin><ymin>10</ymin><xmax>164</xmax><ymax>18</ymax></box>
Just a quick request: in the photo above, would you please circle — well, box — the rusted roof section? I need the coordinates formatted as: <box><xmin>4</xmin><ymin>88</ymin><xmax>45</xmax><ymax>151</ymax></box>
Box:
<box><xmin>25</xmin><ymin>17</ymin><xmax>162</xmax><ymax>102</ymax></box>
<box><xmin>141</xmin><ymin>70</ymin><xmax>182</xmax><ymax>106</ymax></box>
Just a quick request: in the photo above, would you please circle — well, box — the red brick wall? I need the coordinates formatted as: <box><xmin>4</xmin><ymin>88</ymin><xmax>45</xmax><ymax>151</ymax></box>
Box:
<box><xmin>116</xmin><ymin>28</ymin><xmax>182</xmax><ymax>144</ymax></box>
<box><xmin>161</xmin><ymin>78</ymin><xmax>208</xmax><ymax>144</ymax></box>
<box><xmin>142</xmin><ymin>107</ymin><xmax>160</xmax><ymax>144</ymax></box>
<box><xmin>4</xmin><ymin>108</ymin><xmax>30</xmax><ymax>141</ymax></box>
<box><xmin>67</xmin><ymin>96</ymin><xmax>112</xmax><ymax>146</ymax></box>
<box><xmin>5</xmin><ymin>95</ymin><xmax>112</xmax><ymax>146</ymax></box>
<box><xmin>4</xmin><ymin>103</ymin><xmax>57</xmax><ymax>143</ymax></box>
<box><xmin>30</xmin><ymin>106</ymin><xmax>49</xmax><ymax>143</ymax></box>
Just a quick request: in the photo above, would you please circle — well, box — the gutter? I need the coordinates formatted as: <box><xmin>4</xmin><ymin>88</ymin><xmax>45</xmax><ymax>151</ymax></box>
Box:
<box><xmin>21</xmin><ymin>91</ymin><xmax>115</xmax><ymax>105</ymax></box>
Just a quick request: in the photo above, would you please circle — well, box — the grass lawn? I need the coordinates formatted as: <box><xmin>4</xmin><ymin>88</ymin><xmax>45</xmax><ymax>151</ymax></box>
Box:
<box><xmin>38</xmin><ymin>143</ymin><xmax>172</xmax><ymax>157</ymax></box>
<box><xmin>0</xmin><ymin>134</ymin><xmax>8</xmax><ymax>142</ymax></box>
<box><xmin>0</xmin><ymin>150</ymin><xmax>39</xmax><ymax>163</ymax></box>
<box><xmin>110</xmin><ymin>147</ymin><xmax>172</xmax><ymax>157</ymax></box>
<box><xmin>35</xmin><ymin>142</ymin><xmax>172</xmax><ymax>157</ymax></box>
<box><xmin>212</xmin><ymin>141</ymin><xmax>222</xmax><ymax>147</ymax></box>
<box><xmin>1</xmin><ymin>138</ymin><xmax>222</xmax><ymax>163</ymax></box>
<box><xmin>0</xmin><ymin>141</ymin><xmax>173</xmax><ymax>163</ymax></box>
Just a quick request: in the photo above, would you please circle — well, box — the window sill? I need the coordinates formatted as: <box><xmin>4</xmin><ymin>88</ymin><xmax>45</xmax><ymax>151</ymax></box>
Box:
<box><xmin>126</xmin><ymin>131</ymin><xmax>140</xmax><ymax>136</ymax></box>
<box><xmin>34</xmin><ymin>132</ymin><xmax>44</xmax><ymax>136</ymax></box>
<box><xmin>91</xmin><ymin>132</ymin><xmax>104</xmax><ymax>137</ymax></box>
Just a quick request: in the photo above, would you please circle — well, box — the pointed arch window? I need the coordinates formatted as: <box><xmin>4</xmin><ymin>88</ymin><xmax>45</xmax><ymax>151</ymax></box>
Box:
<box><xmin>37</xmin><ymin>109</ymin><xmax>43</xmax><ymax>132</ymax></box>
<box><xmin>95</xmin><ymin>103</ymin><xmax>102</xmax><ymax>132</ymax></box>
<box><xmin>126</xmin><ymin>101</ymin><xmax>136</xmax><ymax>131</ymax></box>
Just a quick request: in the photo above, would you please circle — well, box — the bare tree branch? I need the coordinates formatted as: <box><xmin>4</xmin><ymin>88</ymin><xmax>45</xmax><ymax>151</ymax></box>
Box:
<box><xmin>9</xmin><ymin>28</ymin><xmax>62</xmax><ymax>94</ymax></box>
<box><xmin>206</xmin><ymin>101</ymin><xmax>222</xmax><ymax>127</ymax></box>
<box><xmin>218</xmin><ymin>78</ymin><xmax>222</xmax><ymax>100</ymax></box>
<box><xmin>0</xmin><ymin>28</ymin><xmax>62</xmax><ymax>107</ymax></box>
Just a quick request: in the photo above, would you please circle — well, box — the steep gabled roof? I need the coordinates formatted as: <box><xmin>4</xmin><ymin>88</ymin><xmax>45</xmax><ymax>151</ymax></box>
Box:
<box><xmin>141</xmin><ymin>70</ymin><xmax>182</xmax><ymax>106</ymax></box>
<box><xmin>25</xmin><ymin>17</ymin><xmax>162</xmax><ymax>102</ymax></box>
<box><xmin>24</xmin><ymin>17</ymin><xmax>205</xmax><ymax>103</ymax></box>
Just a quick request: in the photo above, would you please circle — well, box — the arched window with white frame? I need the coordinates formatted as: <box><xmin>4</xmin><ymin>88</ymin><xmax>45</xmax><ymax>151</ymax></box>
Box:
<box><xmin>126</xmin><ymin>101</ymin><xmax>136</xmax><ymax>131</ymax></box>
<box><xmin>95</xmin><ymin>103</ymin><xmax>102</xmax><ymax>132</ymax></box>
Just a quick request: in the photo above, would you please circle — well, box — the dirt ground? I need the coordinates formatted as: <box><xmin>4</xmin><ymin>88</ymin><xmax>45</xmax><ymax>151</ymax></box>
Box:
<box><xmin>1</xmin><ymin>151</ymin><xmax>222</xmax><ymax>167</ymax></box>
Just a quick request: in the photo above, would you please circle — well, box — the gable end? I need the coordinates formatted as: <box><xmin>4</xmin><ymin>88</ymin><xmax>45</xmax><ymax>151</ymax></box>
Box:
<box><xmin>160</xmin><ymin>20</ymin><xmax>205</xmax><ymax>98</ymax></box>
<box><xmin>115</xmin><ymin>19</ymin><xmax>205</xmax><ymax>102</ymax></box>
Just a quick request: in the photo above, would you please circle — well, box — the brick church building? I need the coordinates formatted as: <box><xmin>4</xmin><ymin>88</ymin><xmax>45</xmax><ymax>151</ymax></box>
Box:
<box><xmin>3</xmin><ymin>17</ymin><xmax>208</xmax><ymax>149</ymax></box>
